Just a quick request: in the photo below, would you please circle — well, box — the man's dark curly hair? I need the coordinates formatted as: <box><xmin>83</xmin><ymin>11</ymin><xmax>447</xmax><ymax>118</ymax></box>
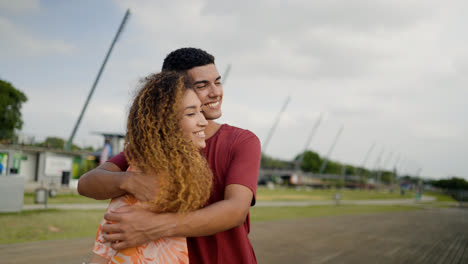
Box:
<box><xmin>162</xmin><ymin>47</ymin><xmax>215</xmax><ymax>72</ymax></box>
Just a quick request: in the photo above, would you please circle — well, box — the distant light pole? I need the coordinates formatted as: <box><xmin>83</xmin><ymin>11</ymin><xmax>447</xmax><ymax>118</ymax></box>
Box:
<box><xmin>65</xmin><ymin>9</ymin><xmax>131</xmax><ymax>151</ymax></box>
<box><xmin>261</xmin><ymin>96</ymin><xmax>291</xmax><ymax>154</ymax></box>
<box><xmin>357</xmin><ymin>142</ymin><xmax>376</xmax><ymax>187</ymax></box>
<box><xmin>319</xmin><ymin>125</ymin><xmax>344</xmax><ymax>175</ymax></box>
<box><xmin>294</xmin><ymin>113</ymin><xmax>323</xmax><ymax>171</ymax></box>
<box><xmin>221</xmin><ymin>64</ymin><xmax>231</xmax><ymax>85</ymax></box>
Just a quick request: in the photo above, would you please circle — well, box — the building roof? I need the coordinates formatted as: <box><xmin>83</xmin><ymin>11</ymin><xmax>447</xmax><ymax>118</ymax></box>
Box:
<box><xmin>0</xmin><ymin>144</ymin><xmax>92</xmax><ymax>155</ymax></box>
<box><xmin>92</xmin><ymin>132</ymin><xmax>125</xmax><ymax>138</ymax></box>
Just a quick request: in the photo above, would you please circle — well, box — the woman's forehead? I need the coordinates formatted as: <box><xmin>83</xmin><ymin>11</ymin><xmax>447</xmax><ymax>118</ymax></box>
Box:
<box><xmin>181</xmin><ymin>89</ymin><xmax>201</xmax><ymax>108</ymax></box>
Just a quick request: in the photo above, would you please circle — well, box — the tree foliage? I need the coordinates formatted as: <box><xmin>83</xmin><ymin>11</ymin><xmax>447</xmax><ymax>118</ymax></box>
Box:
<box><xmin>380</xmin><ymin>170</ymin><xmax>396</xmax><ymax>184</ymax></box>
<box><xmin>0</xmin><ymin>79</ymin><xmax>28</xmax><ymax>141</ymax></box>
<box><xmin>261</xmin><ymin>153</ymin><xmax>294</xmax><ymax>169</ymax></box>
<box><xmin>323</xmin><ymin>160</ymin><xmax>342</xmax><ymax>174</ymax></box>
<box><xmin>432</xmin><ymin>177</ymin><xmax>468</xmax><ymax>202</ymax></box>
<box><xmin>37</xmin><ymin>137</ymin><xmax>66</xmax><ymax>149</ymax></box>
<box><xmin>295</xmin><ymin>150</ymin><xmax>321</xmax><ymax>172</ymax></box>
<box><xmin>264</xmin><ymin>149</ymin><xmax>400</xmax><ymax>185</ymax></box>
<box><xmin>35</xmin><ymin>136</ymin><xmax>93</xmax><ymax>151</ymax></box>
<box><xmin>432</xmin><ymin>177</ymin><xmax>468</xmax><ymax>190</ymax></box>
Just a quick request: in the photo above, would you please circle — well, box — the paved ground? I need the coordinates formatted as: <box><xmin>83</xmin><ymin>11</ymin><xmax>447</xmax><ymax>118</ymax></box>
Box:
<box><xmin>1</xmin><ymin>207</ymin><xmax>467</xmax><ymax>264</ymax></box>
<box><xmin>251</xmin><ymin>207</ymin><xmax>468</xmax><ymax>264</ymax></box>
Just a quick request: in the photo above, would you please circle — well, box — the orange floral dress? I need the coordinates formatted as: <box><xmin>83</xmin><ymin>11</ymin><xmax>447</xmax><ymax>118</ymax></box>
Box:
<box><xmin>93</xmin><ymin>168</ymin><xmax>189</xmax><ymax>264</ymax></box>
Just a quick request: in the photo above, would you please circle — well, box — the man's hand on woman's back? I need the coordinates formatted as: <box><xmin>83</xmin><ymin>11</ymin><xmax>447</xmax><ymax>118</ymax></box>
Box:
<box><xmin>78</xmin><ymin>162</ymin><xmax>160</xmax><ymax>202</ymax></box>
<box><xmin>120</xmin><ymin>168</ymin><xmax>160</xmax><ymax>202</ymax></box>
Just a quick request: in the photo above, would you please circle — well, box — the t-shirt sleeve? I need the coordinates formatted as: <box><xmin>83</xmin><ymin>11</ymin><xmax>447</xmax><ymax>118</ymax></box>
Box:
<box><xmin>107</xmin><ymin>151</ymin><xmax>129</xmax><ymax>171</ymax></box>
<box><xmin>225</xmin><ymin>131</ymin><xmax>261</xmax><ymax>206</ymax></box>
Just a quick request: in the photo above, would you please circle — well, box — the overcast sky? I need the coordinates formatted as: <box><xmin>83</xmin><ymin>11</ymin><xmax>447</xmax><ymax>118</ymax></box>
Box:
<box><xmin>1</xmin><ymin>0</ymin><xmax>467</xmax><ymax>180</ymax></box>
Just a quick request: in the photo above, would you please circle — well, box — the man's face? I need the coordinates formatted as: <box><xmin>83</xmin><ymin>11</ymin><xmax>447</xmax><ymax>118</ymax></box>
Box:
<box><xmin>187</xmin><ymin>64</ymin><xmax>223</xmax><ymax>120</ymax></box>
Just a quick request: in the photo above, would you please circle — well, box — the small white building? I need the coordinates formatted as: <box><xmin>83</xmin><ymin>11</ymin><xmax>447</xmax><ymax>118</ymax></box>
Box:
<box><xmin>0</xmin><ymin>144</ymin><xmax>93</xmax><ymax>187</ymax></box>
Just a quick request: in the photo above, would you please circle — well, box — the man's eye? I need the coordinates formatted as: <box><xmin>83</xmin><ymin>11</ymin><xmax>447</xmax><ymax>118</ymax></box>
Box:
<box><xmin>196</xmin><ymin>85</ymin><xmax>207</xmax><ymax>89</ymax></box>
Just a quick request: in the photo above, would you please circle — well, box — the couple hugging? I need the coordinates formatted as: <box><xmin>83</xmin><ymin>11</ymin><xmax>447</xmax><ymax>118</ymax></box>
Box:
<box><xmin>78</xmin><ymin>47</ymin><xmax>261</xmax><ymax>264</ymax></box>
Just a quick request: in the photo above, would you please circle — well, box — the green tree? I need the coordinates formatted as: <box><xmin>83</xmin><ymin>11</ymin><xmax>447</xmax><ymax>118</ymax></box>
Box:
<box><xmin>380</xmin><ymin>170</ymin><xmax>396</xmax><ymax>184</ymax></box>
<box><xmin>344</xmin><ymin>165</ymin><xmax>357</xmax><ymax>175</ymax></box>
<box><xmin>0</xmin><ymin>79</ymin><xmax>28</xmax><ymax>141</ymax></box>
<box><xmin>323</xmin><ymin>160</ymin><xmax>342</xmax><ymax>175</ymax></box>
<box><xmin>39</xmin><ymin>137</ymin><xmax>66</xmax><ymax>149</ymax></box>
<box><xmin>261</xmin><ymin>153</ymin><xmax>294</xmax><ymax>169</ymax></box>
<box><xmin>295</xmin><ymin>150</ymin><xmax>322</xmax><ymax>172</ymax></box>
<box><xmin>36</xmin><ymin>136</ymin><xmax>85</xmax><ymax>150</ymax></box>
<box><xmin>432</xmin><ymin>177</ymin><xmax>468</xmax><ymax>202</ymax></box>
<box><xmin>433</xmin><ymin>177</ymin><xmax>468</xmax><ymax>190</ymax></box>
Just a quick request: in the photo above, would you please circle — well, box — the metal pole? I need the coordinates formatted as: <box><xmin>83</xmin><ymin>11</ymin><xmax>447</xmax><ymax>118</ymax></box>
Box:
<box><xmin>373</xmin><ymin>148</ymin><xmax>385</xmax><ymax>188</ymax></box>
<box><xmin>378</xmin><ymin>151</ymin><xmax>393</xmax><ymax>187</ymax></box>
<box><xmin>261</xmin><ymin>96</ymin><xmax>291</xmax><ymax>154</ymax></box>
<box><xmin>357</xmin><ymin>142</ymin><xmax>375</xmax><ymax>189</ymax></box>
<box><xmin>65</xmin><ymin>9</ymin><xmax>131</xmax><ymax>150</ymax></box>
<box><xmin>319</xmin><ymin>125</ymin><xmax>344</xmax><ymax>174</ymax></box>
<box><xmin>294</xmin><ymin>113</ymin><xmax>323</xmax><ymax>171</ymax></box>
<box><xmin>398</xmin><ymin>158</ymin><xmax>407</xmax><ymax>176</ymax></box>
<box><xmin>221</xmin><ymin>64</ymin><xmax>231</xmax><ymax>85</ymax></box>
<box><xmin>391</xmin><ymin>153</ymin><xmax>401</xmax><ymax>190</ymax></box>
<box><xmin>382</xmin><ymin>151</ymin><xmax>394</xmax><ymax>170</ymax></box>
<box><xmin>357</xmin><ymin>142</ymin><xmax>375</xmax><ymax>177</ymax></box>
<box><xmin>392</xmin><ymin>154</ymin><xmax>401</xmax><ymax>172</ymax></box>
<box><xmin>415</xmin><ymin>167</ymin><xmax>422</xmax><ymax>177</ymax></box>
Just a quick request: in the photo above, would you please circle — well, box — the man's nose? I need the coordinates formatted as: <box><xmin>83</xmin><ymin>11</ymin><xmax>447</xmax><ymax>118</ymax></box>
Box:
<box><xmin>209</xmin><ymin>83</ymin><xmax>222</xmax><ymax>97</ymax></box>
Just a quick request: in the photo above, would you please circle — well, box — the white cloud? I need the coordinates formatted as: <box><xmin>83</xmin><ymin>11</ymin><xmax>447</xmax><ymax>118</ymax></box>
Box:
<box><xmin>0</xmin><ymin>17</ymin><xmax>75</xmax><ymax>57</ymax></box>
<box><xmin>0</xmin><ymin>0</ymin><xmax>40</xmax><ymax>14</ymax></box>
<box><xmin>5</xmin><ymin>0</ymin><xmax>468</xmax><ymax>179</ymax></box>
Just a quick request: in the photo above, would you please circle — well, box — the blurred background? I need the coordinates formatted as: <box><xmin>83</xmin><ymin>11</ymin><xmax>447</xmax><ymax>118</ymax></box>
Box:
<box><xmin>1</xmin><ymin>0</ymin><xmax>468</xmax><ymax>181</ymax></box>
<box><xmin>1</xmin><ymin>1</ymin><xmax>468</xmax><ymax>263</ymax></box>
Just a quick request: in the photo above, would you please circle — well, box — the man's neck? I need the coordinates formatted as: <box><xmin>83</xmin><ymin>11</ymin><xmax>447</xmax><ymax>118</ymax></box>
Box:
<box><xmin>205</xmin><ymin>120</ymin><xmax>222</xmax><ymax>140</ymax></box>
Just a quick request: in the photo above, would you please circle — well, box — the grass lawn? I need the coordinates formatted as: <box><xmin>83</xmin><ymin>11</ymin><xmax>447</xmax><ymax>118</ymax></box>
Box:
<box><xmin>2</xmin><ymin>188</ymin><xmax>452</xmax><ymax>245</ymax></box>
<box><xmin>0</xmin><ymin>209</ymin><xmax>105</xmax><ymax>244</ymax></box>
<box><xmin>250</xmin><ymin>204</ymin><xmax>422</xmax><ymax>222</ymax></box>
<box><xmin>1</xmin><ymin>204</ymin><xmax>425</xmax><ymax>244</ymax></box>
<box><xmin>256</xmin><ymin>187</ymin><xmax>419</xmax><ymax>201</ymax></box>
<box><xmin>21</xmin><ymin>188</ymin><xmax>455</xmax><ymax>205</ymax></box>
<box><xmin>423</xmin><ymin>191</ymin><xmax>457</xmax><ymax>202</ymax></box>
<box><xmin>23</xmin><ymin>193</ymin><xmax>109</xmax><ymax>205</ymax></box>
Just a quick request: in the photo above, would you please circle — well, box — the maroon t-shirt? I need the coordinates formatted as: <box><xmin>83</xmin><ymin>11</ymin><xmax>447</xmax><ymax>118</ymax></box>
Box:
<box><xmin>108</xmin><ymin>124</ymin><xmax>261</xmax><ymax>264</ymax></box>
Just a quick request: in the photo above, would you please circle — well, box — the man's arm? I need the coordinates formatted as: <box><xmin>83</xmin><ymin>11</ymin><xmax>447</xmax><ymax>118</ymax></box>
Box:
<box><xmin>101</xmin><ymin>183</ymin><xmax>253</xmax><ymax>250</ymax></box>
<box><xmin>101</xmin><ymin>129</ymin><xmax>261</xmax><ymax>250</ymax></box>
<box><xmin>175</xmin><ymin>184</ymin><xmax>253</xmax><ymax>236</ymax></box>
<box><xmin>78</xmin><ymin>162</ymin><xmax>161</xmax><ymax>201</ymax></box>
<box><xmin>77</xmin><ymin>162</ymin><xmax>127</xmax><ymax>200</ymax></box>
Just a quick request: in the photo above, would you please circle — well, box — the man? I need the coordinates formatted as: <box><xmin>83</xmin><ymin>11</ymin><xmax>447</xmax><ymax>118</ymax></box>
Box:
<box><xmin>78</xmin><ymin>47</ymin><xmax>261</xmax><ymax>263</ymax></box>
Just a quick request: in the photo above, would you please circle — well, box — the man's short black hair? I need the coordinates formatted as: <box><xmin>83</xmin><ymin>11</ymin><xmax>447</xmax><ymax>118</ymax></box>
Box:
<box><xmin>162</xmin><ymin>47</ymin><xmax>215</xmax><ymax>72</ymax></box>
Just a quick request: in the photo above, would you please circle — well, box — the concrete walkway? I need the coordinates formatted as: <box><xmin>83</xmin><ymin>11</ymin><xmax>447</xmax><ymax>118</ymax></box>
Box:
<box><xmin>22</xmin><ymin>195</ymin><xmax>438</xmax><ymax>210</ymax></box>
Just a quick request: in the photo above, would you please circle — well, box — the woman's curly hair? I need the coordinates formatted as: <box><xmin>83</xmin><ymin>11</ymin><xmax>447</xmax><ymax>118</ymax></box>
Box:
<box><xmin>124</xmin><ymin>71</ymin><xmax>212</xmax><ymax>213</ymax></box>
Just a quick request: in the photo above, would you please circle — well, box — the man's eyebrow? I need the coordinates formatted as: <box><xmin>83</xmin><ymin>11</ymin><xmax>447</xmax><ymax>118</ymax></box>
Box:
<box><xmin>193</xmin><ymin>76</ymin><xmax>221</xmax><ymax>85</ymax></box>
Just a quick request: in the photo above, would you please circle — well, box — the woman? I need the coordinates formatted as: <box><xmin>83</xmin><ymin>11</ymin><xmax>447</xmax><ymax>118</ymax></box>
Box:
<box><xmin>88</xmin><ymin>71</ymin><xmax>212</xmax><ymax>264</ymax></box>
